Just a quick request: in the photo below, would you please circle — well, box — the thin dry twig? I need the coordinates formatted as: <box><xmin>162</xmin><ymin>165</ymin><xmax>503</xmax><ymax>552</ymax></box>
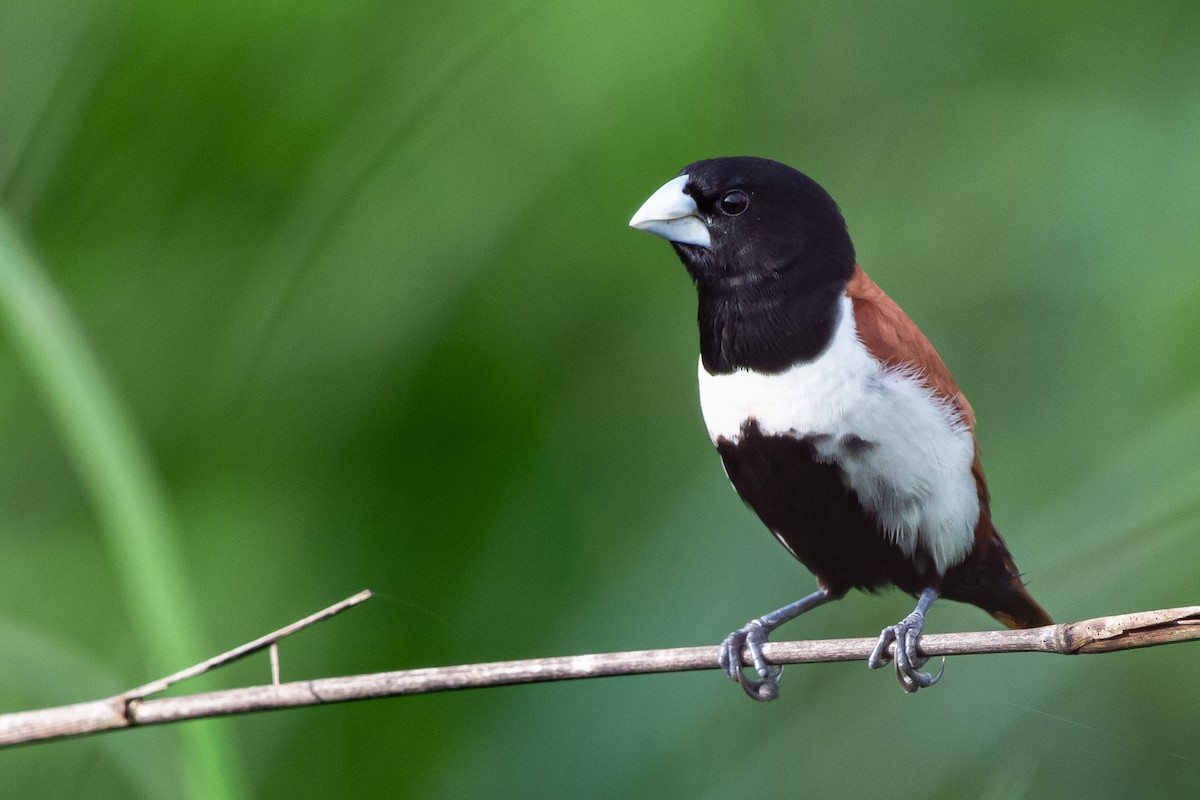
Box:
<box><xmin>0</xmin><ymin>596</ymin><xmax>1196</xmax><ymax>749</ymax></box>
<box><xmin>126</xmin><ymin>589</ymin><xmax>372</xmax><ymax>699</ymax></box>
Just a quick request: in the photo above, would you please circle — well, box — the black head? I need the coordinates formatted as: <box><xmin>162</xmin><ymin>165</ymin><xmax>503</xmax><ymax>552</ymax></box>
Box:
<box><xmin>631</xmin><ymin>156</ymin><xmax>855</xmax><ymax>295</ymax></box>
<box><xmin>630</xmin><ymin>157</ymin><xmax>858</xmax><ymax>373</ymax></box>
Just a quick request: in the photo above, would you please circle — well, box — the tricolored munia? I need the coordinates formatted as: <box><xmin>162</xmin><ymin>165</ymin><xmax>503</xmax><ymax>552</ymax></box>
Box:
<box><xmin>630</xmin><ymin>157</ymin><xmax>1051</xmax><ymax>700</ymax></box>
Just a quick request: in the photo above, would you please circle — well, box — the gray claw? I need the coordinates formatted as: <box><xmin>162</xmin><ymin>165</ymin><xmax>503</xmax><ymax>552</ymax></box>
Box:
<box><xmin>719</xmin><ymin>619</ymin><xmax>782</xmax><ymax>702</ymax></box>
<box><xmin>867</xmin><ymin>589</ymin><xmax>944</xmax><ymax>692</ymax></box>
<box><xmin>715</xmin><ymin>588</ymin><xmax>836</xmax><ymax>702</ymax></box>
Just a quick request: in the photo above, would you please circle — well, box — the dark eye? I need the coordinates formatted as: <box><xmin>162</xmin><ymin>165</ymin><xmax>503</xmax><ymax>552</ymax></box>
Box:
<box><xmin>718</xmin><ymin>190</ymin><xmax>749</xmax><ymax>216</ymax></box>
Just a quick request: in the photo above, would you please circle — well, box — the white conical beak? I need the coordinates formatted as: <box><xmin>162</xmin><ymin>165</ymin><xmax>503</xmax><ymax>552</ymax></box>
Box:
<box><xmin>628</xmin><ymin>174</ymin><xmax>711</xmax><ymax>248</ymax></box>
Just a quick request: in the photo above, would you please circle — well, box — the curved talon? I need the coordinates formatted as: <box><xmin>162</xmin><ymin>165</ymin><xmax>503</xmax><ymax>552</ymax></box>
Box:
<box><xmin>715</xmin><ymin>588</ymin><xmax>835</xmax><ymax>702</ymax></box>
<box><xmin>718</xmin><ymin>619</ymin><xmax>782</xmax><ymax>702</ymax></box>
<box><xmin>868</xmin><ymin>589</ymin><xmax>944</xmax><ymax>692</ymax></box>
<box><xmin>870</xmin><ymin>622</ymin><xmax>942</xmax><ymax>691</ymax></box>
<box><xmin>894</xmin><ymin>654</ymin><xmax>944</xmax><ymax>692</ymax></box>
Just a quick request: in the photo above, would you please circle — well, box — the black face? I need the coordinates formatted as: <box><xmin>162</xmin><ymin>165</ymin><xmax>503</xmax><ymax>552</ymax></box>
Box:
<box><xmin>675</xmin><ymin>157</ymin><xmax>855</xmax><ymax>295</ymax></box>
<box><xmin>667</xmin><ymin>157</ymin><xmax>858</xmax><ymax>374</ymax></box>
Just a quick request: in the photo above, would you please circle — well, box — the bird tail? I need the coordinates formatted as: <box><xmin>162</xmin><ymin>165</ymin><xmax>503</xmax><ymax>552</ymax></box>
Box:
<box><xmin>942</xmin><ymin>525</ymin><xmax>1053</xmax><ymax>630</ymax></box>
<box><xmin>986</xmin><ymin>584</ymin><xmax>1053</xmax><ymax>630</ymax></box>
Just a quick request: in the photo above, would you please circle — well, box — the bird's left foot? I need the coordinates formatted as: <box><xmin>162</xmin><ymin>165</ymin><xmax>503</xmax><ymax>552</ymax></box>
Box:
<box><xmin>867</xmin><ymin>588</ymin><xmax>944</xmax><ymax>693</ymax></box>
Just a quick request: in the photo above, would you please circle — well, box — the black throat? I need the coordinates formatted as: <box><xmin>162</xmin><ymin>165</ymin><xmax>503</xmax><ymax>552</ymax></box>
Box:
<box><xmin>695</xmin><ymin>277</ymin><xmax>847</xmax><ymax>375</ymax></box>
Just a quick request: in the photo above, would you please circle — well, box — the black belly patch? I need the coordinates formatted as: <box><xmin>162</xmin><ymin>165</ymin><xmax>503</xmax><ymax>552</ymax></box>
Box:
<box><xmin>716</xmin><ymin>420</ymin><xmax>934</xmax><ymax>595</ymax></box>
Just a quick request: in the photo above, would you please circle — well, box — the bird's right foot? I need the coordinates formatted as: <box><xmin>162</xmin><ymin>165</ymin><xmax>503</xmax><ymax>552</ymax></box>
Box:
<box><xmin>715</xmin><ymin>587</ymin><xmax>836</xmax><ymax>702</ymax></box>
<box><xmin>717</xmin><ymin>619</ymin><xmax>782</xmax><ymax>702</ymax></box>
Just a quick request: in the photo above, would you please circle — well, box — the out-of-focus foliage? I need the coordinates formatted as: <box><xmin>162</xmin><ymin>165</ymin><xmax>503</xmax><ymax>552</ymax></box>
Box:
<box><xmin>2</xmin><ymin>0</ymin><xmax>1199</xmax><ymax>797</ymax></box>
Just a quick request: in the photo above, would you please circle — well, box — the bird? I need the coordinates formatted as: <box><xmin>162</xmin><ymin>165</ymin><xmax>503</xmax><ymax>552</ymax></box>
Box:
<box><xmin>628</xmin><ymin>156</ymin><xmax>1051</xmax><ymax>700</ymax></box>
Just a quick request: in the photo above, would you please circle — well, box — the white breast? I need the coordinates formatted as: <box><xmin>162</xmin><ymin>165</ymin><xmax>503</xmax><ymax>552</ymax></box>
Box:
<box><xmin>697</xmin><ymin>294</ymin><xmax>979</xmax><ymax>575</ymax></box>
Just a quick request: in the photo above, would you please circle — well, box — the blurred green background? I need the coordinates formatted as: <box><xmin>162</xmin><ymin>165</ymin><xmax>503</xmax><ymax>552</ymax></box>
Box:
<box><xmin>2</xmin><ymin>0</ymin><xmax>1199</xmax><ymax>797</ymax></box>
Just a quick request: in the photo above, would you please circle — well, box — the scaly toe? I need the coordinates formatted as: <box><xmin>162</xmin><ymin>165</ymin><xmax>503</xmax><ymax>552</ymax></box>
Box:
<box><xmin>719</xmin><ymin>619</ymin><xmax>782</xmax><ymax>702</ymax></box>
<box><xmin>867</xmin><ymin>626</ymin><xmax>896</xmax><ymax>669</ymax></box>
<box><xmin>718</xmin><ymin>628</ymin><xmax>748</xmax><ymax>682</ymax></box>
<box><xmin>878</xmin><ymin>617</ymin><xmax>942</xmax><ymax>691</ymax></box>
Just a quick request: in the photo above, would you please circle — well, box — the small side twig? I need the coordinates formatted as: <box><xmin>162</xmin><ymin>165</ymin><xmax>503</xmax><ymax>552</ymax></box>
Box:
<box><xmin>126</xmin><ymin>589</ymin><xmax>371</xmax><ymax>699</ymax></box>
<box><xmin>0</xmin><ymin>601</ymin><xmax>1195</xmax><ymax>749</ymax></box>
<box><xmin>0</xmin><ymin>590</ymin><xmax>371</xmax><ymax>747</ymax></box>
